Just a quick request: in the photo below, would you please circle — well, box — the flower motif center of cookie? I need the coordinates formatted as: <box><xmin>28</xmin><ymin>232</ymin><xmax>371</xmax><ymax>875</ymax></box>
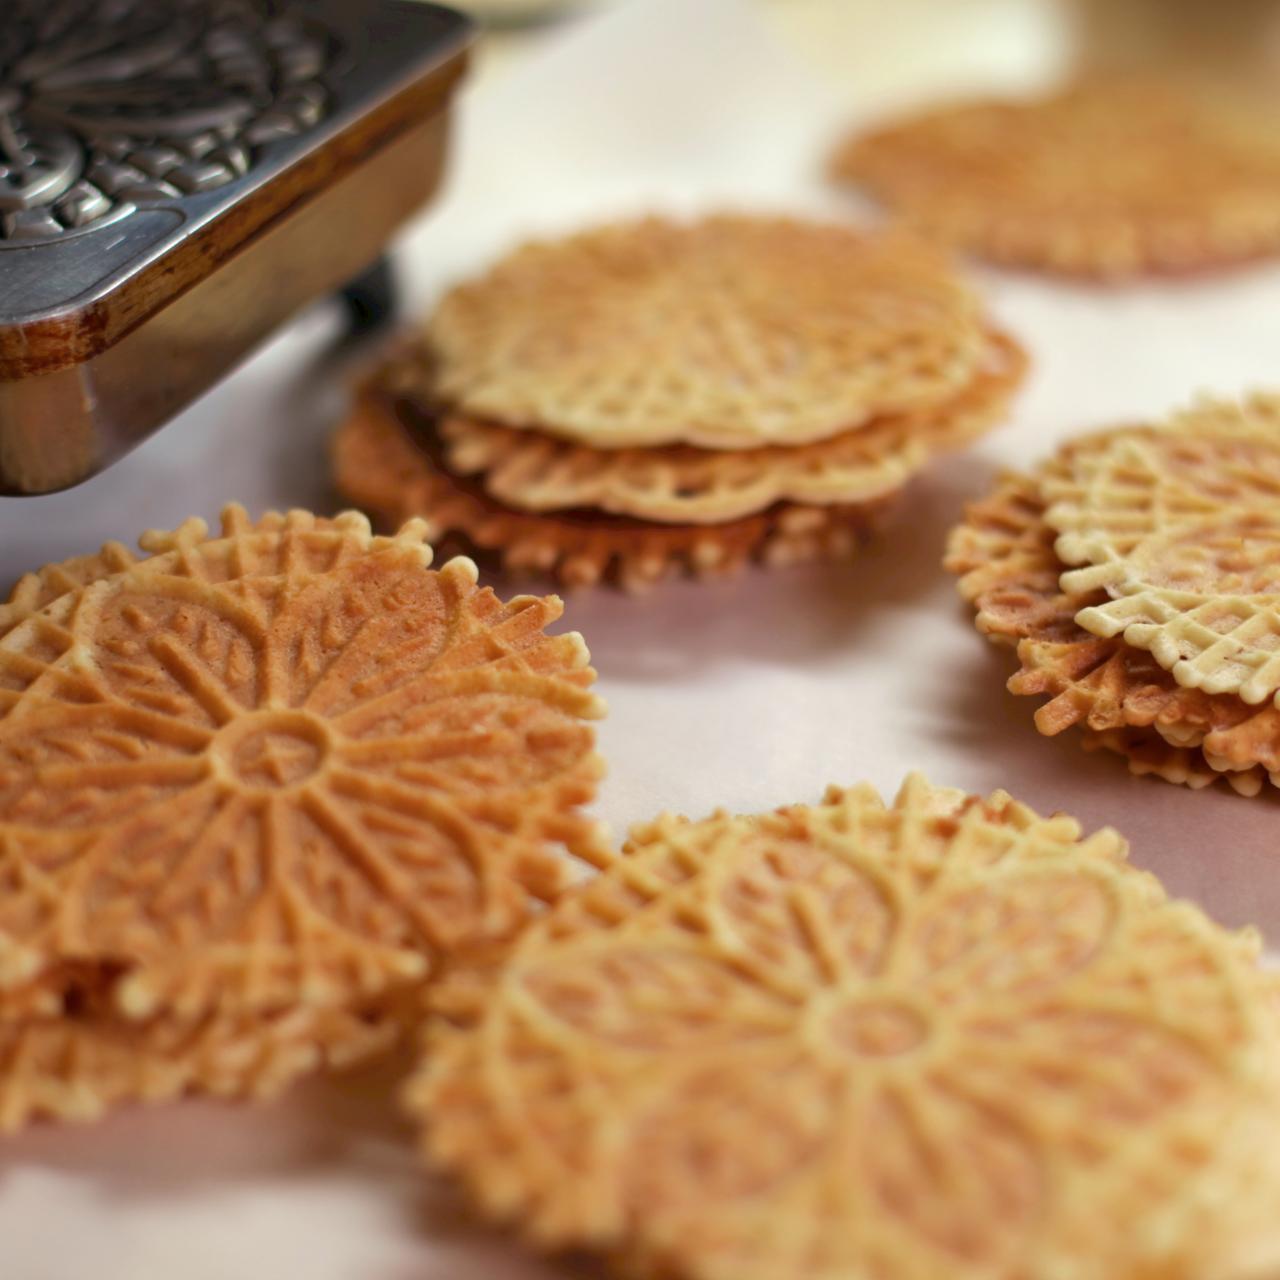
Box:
<box><xmin>213</xmin><ymin>710</ymin><xmax>329</xmax><ymax>791</ymax></box>
<box><xmin>825</xmin><ymin>995</ymin><xmax>930</xmax><ymax>1059</ymax></box>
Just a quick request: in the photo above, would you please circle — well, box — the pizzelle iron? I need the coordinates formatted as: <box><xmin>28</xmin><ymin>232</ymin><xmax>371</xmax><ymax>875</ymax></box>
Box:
<box><xmin>0</xmin><ymin>0</ymin><xmax>472</xmax><ymax>495</ymax></box>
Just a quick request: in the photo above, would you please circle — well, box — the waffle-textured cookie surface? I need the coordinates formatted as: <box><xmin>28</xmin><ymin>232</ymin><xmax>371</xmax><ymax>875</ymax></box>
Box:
<box><xmin>408</xmin><ymin>777</ymin><xmax>1280</xmax><ymax>1280</ymax></box>
<box><xmin>1</xmin><ymin>539</ymin><xmax>139</xmax><ymax>638</ymax></box>
<box><xmin>427</xmin><ymin>217</ymin><xmax>987</xmax><ymax>449</ymax></box>
<box><xmin>333</xmin><ymin>393</ymin><xmax>894</xmax><ymax>593</ymax></box>
<box><xmin>0</xmin><ymin>517</ymin><xmax>425</xmax><ymax>1129</ymax></box>
<box><xmin>0</xmin><ymin>506</ymin><xmax>607</xmax><ymax>1020</ymax></box>
<box><xmin>1041</xmin><ymin>399</ymin><xmax>1280</xmax><ymax>706</ymax></box>
<box><xmin>0</xmin><ymin>1001</ymin><xmax>399</xmax><ymax>1133</ymax></box>
<box><xmin>834</xmin><ymin>77</ymin><xmax>1280</xmax><ymax>277</ymax></box>
<box><xmin>948</xmin><ymin>468</ymin><xmax>1277</xmax><ymax>792</ymax></box>
<box><xmin>429</xmin><ymin>330</ymin><xmax>1023</xmax><ymax>524</ymax></box>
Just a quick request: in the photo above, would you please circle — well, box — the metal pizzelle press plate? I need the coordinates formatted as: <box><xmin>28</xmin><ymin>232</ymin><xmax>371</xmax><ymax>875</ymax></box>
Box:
<box><xmin>0</xmin><ymin>0</ymin><xmax>473</xmax><ymax>496</ymax></box>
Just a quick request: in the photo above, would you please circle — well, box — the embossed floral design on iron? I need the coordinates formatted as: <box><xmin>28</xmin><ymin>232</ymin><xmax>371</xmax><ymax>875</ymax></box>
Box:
<box><xmin>0</xmin><ymin>0</ymin><xmax>331</xmax><ymax>244</ymax></box>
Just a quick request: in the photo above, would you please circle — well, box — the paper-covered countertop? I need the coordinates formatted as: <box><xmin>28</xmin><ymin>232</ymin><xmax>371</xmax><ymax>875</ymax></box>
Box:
<box><xmin>3</xmin><ymin>1</ymin><xmax>1280</xmax><ymax>1275</ymax></box>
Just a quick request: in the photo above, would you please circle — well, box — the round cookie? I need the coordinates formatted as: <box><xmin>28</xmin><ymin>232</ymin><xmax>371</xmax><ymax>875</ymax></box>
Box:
<box><xmin>947</xmin><ymin>465</ymin><xmax>1279</xmax><ymax>792</ymax></box>
<box><xmin>834</xmin><ymin>76</ymin><xmax>1280</xmax><ymax>278</ymax></box>
<box><xmin>332</xmin><ymin>391</ymin><xmax>894</xmax><ymax>593</ymax></box>
<box><xmin>427</xmin><ymin>216</ymin><xmax>987</xmax><ymax>449</ymax></box>
<box><xmin>408</xmin><ymin>777</ymin><xmax>1280</xmax><ymax>1280</ymax></box>
<box><xmin>0</xmin><ymin>515</ymin><xmax>462</xmax><ymax>1128</ymax></box>
<box><xmin>0</xmin><ymin>506</ymin><xmax>608</xmax><ymax>1018</ymax></box>
<box><xmin>1041</xmin><ymin>398</ymin><xmax>1280</xmax><ymax>706</ymax></box>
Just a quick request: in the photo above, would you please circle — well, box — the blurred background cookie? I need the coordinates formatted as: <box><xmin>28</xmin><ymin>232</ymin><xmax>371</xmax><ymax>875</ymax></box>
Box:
<box><xmin>833</xmin><ymin>75</ymin><xmax>1280</xmax><ymax>278</ymax></box>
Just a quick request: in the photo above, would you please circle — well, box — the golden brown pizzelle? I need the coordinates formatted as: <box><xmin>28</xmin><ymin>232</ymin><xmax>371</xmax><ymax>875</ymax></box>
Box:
<box><xmin>427</xmin><ymin>216</ymin><xmax>989</xmax><ymax>449</ymax></box>
<box><xmin>408</xmin><ymin>776</ymin><xmax>1280</xmax><ymax>1280</ymax></box>
<box><xmin>0</xmin><ymin>505</ymin><xmax>609</xmax><ymax>1127</ymax></box>
<box><xmin>834</xmin><ymin>76</ymin><xmax>1280</xmax><ymax>278</ymax></box>
<box><xmin>0</xmin><ymin>515</ymin><xmax>401</xmax><ymax>1124</ymax></box>
<box><xmin>947</xmin><ymin>465</ymin><xmax>1278</xmax><ymax>793</ymax></box>
<box><xmin>1040</xmin><ymin>397</ymin><xmax>1280</xmax><ymax>706</ymax></box>
<box><xmin>0</xmin><ymin>539</ymin><xmax>139</xmax><ymax>639</ymax></box>
<box><xmin>0</xmin><ymin>505</ymin><xmax>608</xmax><ymax>1014</ymax></box>
<box><xmin>332</xmin><ymin>391</ymin><xmax>897</xmax><ymax>593</ymax></box>
<box><xmin>0</xmin><ymin>1000</ymin><xmax>401</xmax><ymax>1133</ymax></box>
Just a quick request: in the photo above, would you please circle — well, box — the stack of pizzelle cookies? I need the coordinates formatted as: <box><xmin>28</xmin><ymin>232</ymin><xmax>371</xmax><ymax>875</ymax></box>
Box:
<box><xmin>0</xmin><ymin>505</ymin><xmax>608</xmax><ymax>1131</ymax></box>
<box><xmin>407</xmin><ymin>776</ymin><xmax>1280</xmax><ymax>1280</ymax></box>
<box><xmin>831</xmin><ymin>74</ymin><xmax>1280</xmax><ymax>278</ymax></box>
<box><xmin>949</xmin><ymin>396</ymin><xmax>1280</xmax><ymax>793</ymax></box>
<box><xmin>334</xmin><ymin>215</ymin><xmax>1027</xmax><ymax>591</ymax></box>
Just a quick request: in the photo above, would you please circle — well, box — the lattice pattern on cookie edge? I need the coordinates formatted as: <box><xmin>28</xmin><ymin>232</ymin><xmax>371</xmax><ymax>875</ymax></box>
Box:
<box><xmin>0</xmin><ymin>1001</ymin><xmax>402</xmax><ymax>1133</ymax></box>
<box><xmin>332</xmin><ymin>393</ymin><xmax>895</xmax><ymax>593</ymax></box>
<box><xmin>1041</xmin><ymin>399</ymin><xmax>1280</xmax><ymax>705</ymax></box>
<box><xmin>425</xmin><ymin>329</ymin><xmax>1024</xmax><ymax>524</ymax></box>
<box><xmin>946</xmin><ymin>468</ymin><xmax>1278</xmax><ymax>792</ymax></box>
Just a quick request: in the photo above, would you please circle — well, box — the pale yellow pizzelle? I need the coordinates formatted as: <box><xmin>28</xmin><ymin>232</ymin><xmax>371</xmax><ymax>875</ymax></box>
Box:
<box><xmin>408</xmin><ymin>777</ymin><xmax>1280</xmax><ymax>1280</ymax></box>
<box><xmin>1041</xmin><ymin>398</ymin><xmax>1280</xmax><ymax>707</ymax></box>
<box><xmin>431</xmin><ymin>330</ymin><xmax>1024</xmax><ymax>524</ymax></box>
<box><xmin>0</xmin><ymin>505</ymin><xmax>608</xmax><ymax>1023</ymax></box>
<box><xmin>946</xmin><ymin>465</ymin><xmax>1279</xmax><ymax>793</ymax></box>
<box><xmin>834</xmin><ymin>75</ymin><xmax>1280</xmax><ymax>278</ymax></box>
<box><xmin>426</xmin><ymin>216</ymin><xmax>988</xmax><ymax>450</ymax></box>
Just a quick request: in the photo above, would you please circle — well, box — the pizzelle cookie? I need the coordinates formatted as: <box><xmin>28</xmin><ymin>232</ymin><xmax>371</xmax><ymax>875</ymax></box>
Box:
<box><xmin>0</xmin><ymin>515</ymin><xmax>411</xmax><ymax>1128</ymax></box>
<box><xmin>428</xmin><ymin>216</ymin><xmax>988</xmax><ymax>450</ymax></box>
<box><xmin>1042</xmin><ymin>397</ymin><xmax>1280</xmax><ymax>705</ymax></box>
<box><xmin>833</xmin><ymin>76</ymin><xmax>1280</xmax><ymax>278</ymax></box>
<box><xmin>432</xmin><ymin>330</ymin><xmax>1024</xmax><ymax>525</ymax></box>
<box><xmin>947</xmin><ymin>420</ymin><xmax>1280</xmax><ymax>792</ymax></box>
<box><xmin>0</xmin><ymin>1001</ymin><xmax>400</xmax><ymax>1133</ymax></box>
<box><xmin>407</xmin><ymin>777</ymin><xmax>1280</xmax><ymax>1280</ymax></box>
<box><xmin>332</xmin><ymin>389</ymin><xmax>894</xmax><ymax>593</ymax></box>
<box><xmin>335</xmin><ymin>216</ymin><xmax>1024</xmax><ymax>591</ymax></box>
<box><xmin>0</xmin><ymin>537</ymin><xmax>139</xmax><ymax>639</ymax></box>
<box><xmin>0</xmin><ymin>505</ymin><xmax>608</xmax><ymax>1126</ymax></box>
